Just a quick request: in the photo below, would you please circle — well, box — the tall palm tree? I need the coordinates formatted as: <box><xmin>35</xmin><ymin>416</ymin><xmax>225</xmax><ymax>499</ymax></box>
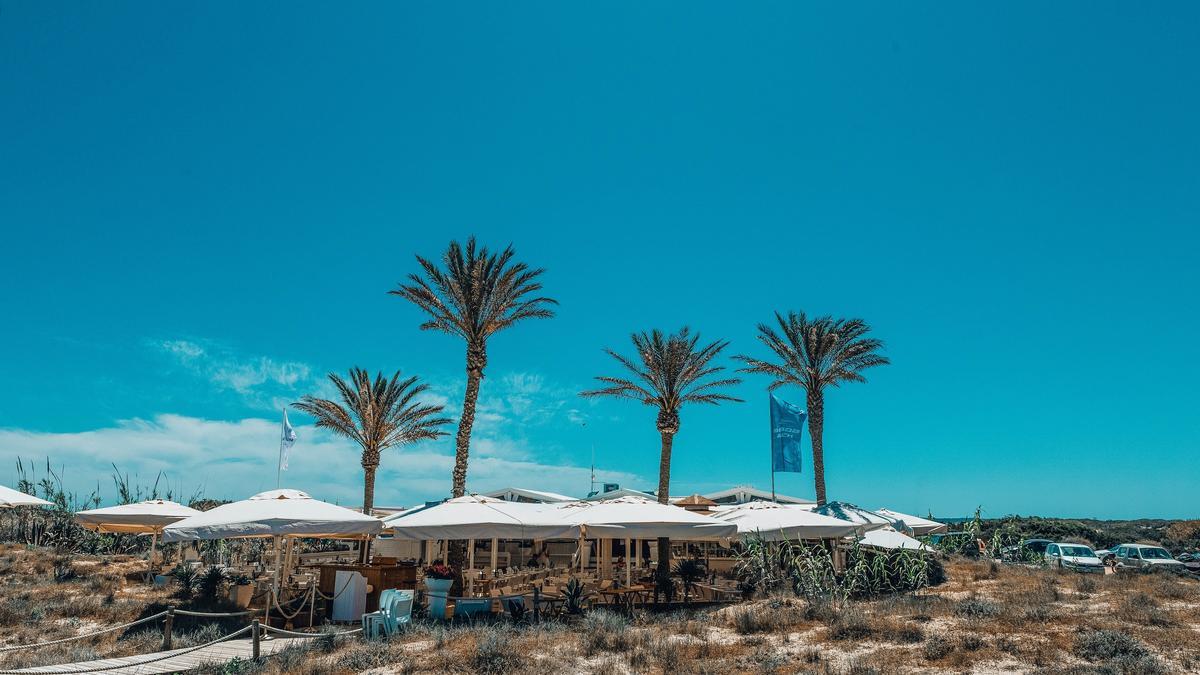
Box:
<box><xmin>293</xmin><ymin>368</ymin><xmax>450</xmax><ymax>515</ymax></box>
<box><xmin>390</xmin><ymin>237</ymin><xmax>556</xmax><ymax>498</ymax></box>
<box><xmin>735</xmin><ymin>312</ymin><xmax>889</xmax><ymax>506</ymax></box>
<box><xmin>581</xmin><ymin>327</ymin><xmax>742</xmax><ymax>576</ymax></box>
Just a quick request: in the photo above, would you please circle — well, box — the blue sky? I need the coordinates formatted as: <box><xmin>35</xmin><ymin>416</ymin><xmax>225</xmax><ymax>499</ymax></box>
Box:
<box><xmin>1</xmin><ymin>2</ymin><xmax>1197</xmax><ymax>518</ymax></box>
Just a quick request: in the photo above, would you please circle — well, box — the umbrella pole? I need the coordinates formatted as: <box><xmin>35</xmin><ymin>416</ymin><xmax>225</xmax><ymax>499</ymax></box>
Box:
<box><xmin>489</xmin><ymin>538</ymin><xmax>498</xmax><ymax>572</ymax></box>
<box><xmin>625</xmin><ymin>537</ymin><xmax>631</xmax><ymax>587</ymax></box>
<box><xmin>266</xmin><ymin>535</ymin><xmax>282</xmax><ymax>629</ymax></box>
<box><xmin>467</xmin><ymin>539</ymin><xmax>475</xmax><ymax>595</ymax></box>
<box><xmin>148</xmin><ymin>531</ymin><xmax>159</xmax><ymax>580</ymax></box>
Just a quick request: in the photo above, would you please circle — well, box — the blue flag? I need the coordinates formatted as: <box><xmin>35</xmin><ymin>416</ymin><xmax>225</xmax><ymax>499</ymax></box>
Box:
<box><xmin>770</xmin><ymin>394</ymin><xmax>807</xmax><ymax>473</ymax></box>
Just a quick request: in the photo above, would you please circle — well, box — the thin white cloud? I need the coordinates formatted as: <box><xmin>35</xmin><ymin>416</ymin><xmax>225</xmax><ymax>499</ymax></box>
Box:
<box><xmin>154</xmin><ymin>339</ymin><xmax>315</xmax><ymax>410</ymax></box>
<box><xmin>0</xmin><ymin>414</ymin><xmax>643</xmax><ymax>508</ymax></box>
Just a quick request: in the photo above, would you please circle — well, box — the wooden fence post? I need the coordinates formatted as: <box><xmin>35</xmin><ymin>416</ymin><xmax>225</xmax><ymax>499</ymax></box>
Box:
<box><xmin>162</xmin><ymin>606</ymin><xmax>174</xmax><ymax>651</ymax></box>
<box><xmin>533</xmin><ymin>586</ymin><xmax>541</xmax><ymax>623</ymax></box>
<box><xmin>252</xmin><ymin>619</ymin><xmax>261</xmax><ymax>659</ymax></box>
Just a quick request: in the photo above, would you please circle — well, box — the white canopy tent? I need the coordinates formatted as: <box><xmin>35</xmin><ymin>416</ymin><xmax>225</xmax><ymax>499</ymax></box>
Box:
<box><xmin>76</xmin><ymin>499</ymin><xmax>203</xmax><ymax>571</ymax></box>
<box><xmin>0</xmin><ymin>485</ymin><xmax>52</xmax><ymax>508</ymax></box>
<box><xmin>712</xmin><ymin>501</ymin><xmax>865</xmax><ymax>541</ymax></box>
<box><xmin>382</xmin><ymin>495</ymin><xmax>580</xmax><ymax>541</ymax></box>
<box><xmin>874</xmin><ymin>509</ymin><xmax>948</xmax><ymax>536</ymax></box>
<box><xmin>857</xmin><ymin>527</ymin><xmax>929</xmax><ymax>551</ymax></box>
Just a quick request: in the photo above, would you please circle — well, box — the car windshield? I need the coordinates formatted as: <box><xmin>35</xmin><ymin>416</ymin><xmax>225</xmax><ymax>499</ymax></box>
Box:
<box><xmin>1139</xmin><ymin>548</ymin><xmax>1173</xmax><ymax>559</ymax></box>
<box><xmin>1060</xmin><ymin>546</ymin><xmax>1094</xmax><ymax>557</ymax></box>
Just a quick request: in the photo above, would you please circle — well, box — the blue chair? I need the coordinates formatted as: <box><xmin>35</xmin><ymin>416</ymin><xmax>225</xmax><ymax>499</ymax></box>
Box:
<box><xmin>453</xmin><ymin>597</ymin><xmax>492</xmax><ymax>621</ymax></box>
<box><xmin>362</xmin><ymin>589</ymin><xmax>408</xmax><ymax>638</ymax></box>
<box><xmin>361</xmin><ymin>589</ymin><xmax>394</xmax><ymax>638</ymax></box>
<box><xmin>381</xmin><ymin>590</ymin><xmax>414</xmax><ymax>636</ymax></box>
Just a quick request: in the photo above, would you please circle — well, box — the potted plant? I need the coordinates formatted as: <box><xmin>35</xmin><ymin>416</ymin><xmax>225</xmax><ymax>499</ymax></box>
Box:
<box><xmin>422</xmin><ymin>563</ymin><xmax>455</xmax><ymax>620</ymax></box>
<box><xmin>228</xmin><ymin>572</ymin><xmax>254</xmax><ymax>608</ymax></box>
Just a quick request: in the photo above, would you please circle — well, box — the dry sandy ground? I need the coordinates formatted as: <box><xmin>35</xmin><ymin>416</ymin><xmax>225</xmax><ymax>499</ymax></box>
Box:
<box><xmin>3</xmin><ymin>547</ymin><xmax>1199</xmax><ymax>674</ymax></box>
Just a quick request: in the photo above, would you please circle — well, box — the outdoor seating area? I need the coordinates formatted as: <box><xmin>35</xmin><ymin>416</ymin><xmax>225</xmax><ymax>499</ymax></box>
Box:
<box><xmin>57</xmin><ymin>483</ymin><xmax>948</xmax><ymax>632</ymax></box>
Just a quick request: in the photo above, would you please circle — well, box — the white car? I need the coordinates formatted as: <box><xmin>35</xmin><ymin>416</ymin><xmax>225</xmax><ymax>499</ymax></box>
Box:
<box><xmin>1112</xmin><ymin>544</ymin><xmax>1188</xmax><ymax>573</ymax></box>
<box><xmin>1044</xmin><ymin>543</ymin><xmax>1105</xmax><ymax>573</ymax></box>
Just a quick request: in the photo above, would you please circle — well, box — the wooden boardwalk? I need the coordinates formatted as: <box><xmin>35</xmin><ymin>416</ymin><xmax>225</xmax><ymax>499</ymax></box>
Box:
<box><xmin>13</xmin><ymin>637</ymin><xmax>314</xmax><ymax>674</ymax></box>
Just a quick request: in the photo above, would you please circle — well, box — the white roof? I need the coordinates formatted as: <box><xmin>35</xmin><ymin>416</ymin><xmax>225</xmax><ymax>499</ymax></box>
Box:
<box><xmin>555</xmin><ymin>496</ymin><xmax>737</xmax><ymax>540</ymax></box>
<box><xmin>383</xmin><ymin>495</ymin><xmax>580</xmax><ymax>541</ymax></box>
<box><xmin>162</xmin><ymin>489</ymin><xmax>382</xmax><ymax>542</ymax></box>
<box><xmin>0</xmin><ymin>485</ymin><xmax>52</xmax><ymax>508</ymax></box>
<box><xmin>856</xmin><ymin>527</ymin><xmax>929</xmax><ymax>551</ymax></box>
<box><xmin>812</xmin><ymin>502</ymin><xmax>895</xmax><ymax>530</ymax></box>
<box><xmin>874</xmin><ymin>509</ymin><xmax>948</xmax><ymax>536</ymax></box>
<box><xmin>583</xmin><ymin>487</ymin><xmax>656</xmax><ymax>502</ymax></box>
<box><xmin>482</xmin><ymin>487</ymin><xmax>577</xmax><ymax>503</ymax></box>
<box><xmin>75</xmin><ymin>499</ymin><xmax>202</xmax><ymax>534</ymax></box>
<box><xmin>712</xmin><ymin>501</ymin><xmax>864</xmax><ymax>541</ymax></box>
<box><xmin>702</xmin><ymin>485</ymin><xmax>815</xmax><ymax>505</ymax></box>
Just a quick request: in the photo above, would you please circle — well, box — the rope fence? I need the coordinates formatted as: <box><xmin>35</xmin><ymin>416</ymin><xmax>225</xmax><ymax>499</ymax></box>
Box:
<box><xmin>0</xmin><ymin>625</ymin><xmax>253</xmax><ymax>675</ymax></box>
<box><xmin>0</xmin><ymin>612</ymin><xmax>169</xmax><ymax>653</ymax></box>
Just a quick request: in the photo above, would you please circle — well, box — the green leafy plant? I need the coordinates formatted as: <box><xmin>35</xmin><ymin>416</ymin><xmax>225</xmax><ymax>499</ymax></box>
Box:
<box><xmin>672</xmin><ymin>559</ymin><xmax>706</xmax><ymax>602</ymax></box>
<box><xmin>198</xmin><ymin>565</ymin><xmax>228</xmax><ymax>600</ymax></box>
<box><xmin>562</xmin><ymin>577</ymin><xmax>586</xmax><ymax>615</ymax></box>
<box><xmin>172</xmin><ymin>564</ymin><xmax>199</xmax><ymax>598</ymax></box>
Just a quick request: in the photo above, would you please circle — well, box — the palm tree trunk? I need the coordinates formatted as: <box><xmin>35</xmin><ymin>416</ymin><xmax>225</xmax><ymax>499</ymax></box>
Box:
<box><xmin>452</xmin><ymin>347</ymin><xmax>485</xmax><ymax>498</ymax></box>
<box><xmin>448</xmin><ymin>347</ymin><xmax>485</xmax><ymax>592</ymax></box>
<box><xmin>656</xmin><ymin>430</ymin><xmax>674</xmax><ymax>585</ymax></box>
<box><xmin>362</xmin><ymin>464</ymin><xmax>377</xmax><ymax>515</ymax></box>
<box><xmin>807</xmin><ymin>389</ymin><xmax>826</xmax><ymax>506</ymax></box>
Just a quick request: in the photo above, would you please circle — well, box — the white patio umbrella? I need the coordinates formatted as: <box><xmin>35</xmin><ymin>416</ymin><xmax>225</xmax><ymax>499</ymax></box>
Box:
<box><xmin>382</xmin><ymin>495</ymin><xmax>580</xmax><ymax>541</ymax></box>
<box><xmin>162</xmin><ymin>489</ymin><xmax>383</xmax><ymax>622</ymax></box>
<box><xmin>162</xmin><ymin>489</ymin><xmax>382</xmax><ymax>541</ymax></box>
<box><xmin>874</xmin><ymin>509</ymin><xmax>948</xmax><ymax>536</ymax></box>
<box><xmin>76</xmin><ymin>499</ymin><xmax>203</xmax><ymax>570</ymax></box>
<box><xmin>857</xmin><ymin>527</ymin><xmax>929</xmax><ymax>551</ymax></box>
<box><xmin>553</xmin><ymin>496</ymin><xmax>736</xmax><ymax>585</ymax></box>
<box><xmin>0</xmin><ymin>485</ymin><xmax>52</xmax><ymax>508</ymax></box>
<box><xmin>712</xmin><ymin>501</ymin><xmax>865</xmax><ymax>541</ymax></box>
<box><xmin>555</xmin><ymin>496</ymin><xmax>737</xmax><ymax>540</ymax></box>
<box><xmin>76</xmin><ymin>499</ymin><xmax>201</xmax><ymax>533</ymax></box>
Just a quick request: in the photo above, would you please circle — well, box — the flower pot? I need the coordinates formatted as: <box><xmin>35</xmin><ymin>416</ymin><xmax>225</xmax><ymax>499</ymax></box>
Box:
<box><xmin>228</xmin><ymin>583</ymin><xmax>253</xmax><ymax>608</ymax></box>
<box><xmin>423</xmin><ymin>577</ymin><xmax>452</xmax><ymax>620</ymax></box>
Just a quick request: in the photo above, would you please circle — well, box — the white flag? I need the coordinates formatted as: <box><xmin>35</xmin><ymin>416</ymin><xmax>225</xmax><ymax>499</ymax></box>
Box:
<box><xmin>279</xmin><ymin>410</ymin><xmax>297</xmax><ymax>471</ymax></box>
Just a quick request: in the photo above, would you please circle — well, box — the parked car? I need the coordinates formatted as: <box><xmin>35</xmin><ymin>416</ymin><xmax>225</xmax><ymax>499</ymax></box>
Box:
<box><xmin>1044</xmin><ymin>543</ymin><xmax>1105</xmax><ymax>573</ymax></box>
<box><xmin>1176</xmin><ymin>551</ymin><xmax>1200</xmax><ymax>574</ymax></box>
<box><xmin>1094</xmin><ymin>547</ymin><xmax>1117</xmax><ymax>563</ymax></box>
<box><xmin>1112</xmin><ymin>544</ymin><xmax>1188</xmax><ymax>573</ymax></box>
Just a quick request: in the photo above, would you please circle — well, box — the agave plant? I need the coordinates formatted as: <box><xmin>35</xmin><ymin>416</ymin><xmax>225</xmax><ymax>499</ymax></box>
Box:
<box><xmin>672</xmin><ymin>559</ymin><xmax>707</xmax><ymax>602</ymax></box>
<box><xmin>562</xmin><ymin>577</ymin><xmax>586</xmax><ymax>615</ymax></box>
<box><xmin>198</xmin><ymin>565</ymin><xmax>228</xmax><ymax>601</ymax></box>
<box><xmin>172</xmin><ymin>564</ymin><xmax>199</xmax><ymax>599</ymax></box>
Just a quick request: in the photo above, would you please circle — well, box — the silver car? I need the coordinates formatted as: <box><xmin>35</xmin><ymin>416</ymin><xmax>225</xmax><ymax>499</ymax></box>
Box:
<box><xmin>1044</xmin><ymin>543</ymin><xmax>1105</xmax><ymax>573</ymax></box>
<box><xmin>1112</xmin><ymin>544</ymin><xmax>1188</xmax><ymax>573</ymax></box>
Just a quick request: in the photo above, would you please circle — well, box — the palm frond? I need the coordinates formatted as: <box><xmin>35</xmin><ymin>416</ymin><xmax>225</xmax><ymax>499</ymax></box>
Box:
<box><xmin>391</xmin><ymin>237</ymin><xmax>557</xmax><ymax>345</ymax></box>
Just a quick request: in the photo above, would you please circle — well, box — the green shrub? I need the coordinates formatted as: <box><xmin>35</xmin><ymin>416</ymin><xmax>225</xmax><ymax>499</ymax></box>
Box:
<box><xmin>1074</xmin><ymin>629</ymin><xmax>1149</xmax><ymax>662</ymax></box>
<box><xmin>923</xmin><ymin>633</ymin><xmax>953</xmax><ymax>661</ymax></box>
<box><xmin>955</xmin><ymin>597</ymin><xmax>1001</xmax><ymax>619</ymax></box>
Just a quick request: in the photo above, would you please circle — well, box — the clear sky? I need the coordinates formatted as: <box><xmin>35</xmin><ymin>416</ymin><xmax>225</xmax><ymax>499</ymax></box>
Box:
<box><xmin>2</xmin><ymin>2</ymin><xmax>1197</xmax><ymax>519</ymax></box>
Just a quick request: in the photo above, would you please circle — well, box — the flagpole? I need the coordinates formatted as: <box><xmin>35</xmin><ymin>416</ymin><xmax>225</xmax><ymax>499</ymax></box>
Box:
<box><xmin>276</xmin><ymin>409</ymin><xmax>284</xmax><ymax>488</ymax></box>
<box><xmin>769</xmin><ymin>394</ymin><xmax>776</xmax><ymax>502</ymax></box>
